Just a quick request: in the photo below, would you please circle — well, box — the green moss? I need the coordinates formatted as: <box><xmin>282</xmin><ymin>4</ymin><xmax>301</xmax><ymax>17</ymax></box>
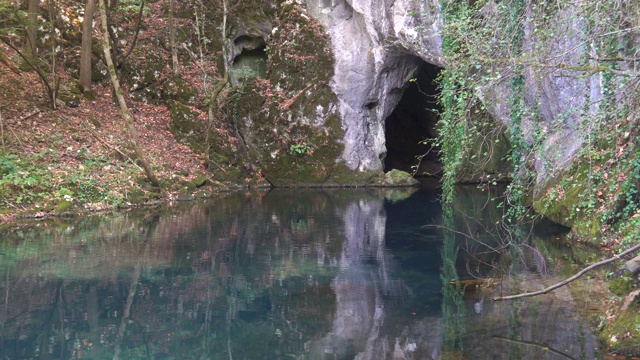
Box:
<box><xmin>177</xmin><ymin>187</ymin><xmax>194</xmax><ymax>201</ymax></box>
<box><xmin>127</xmin><ymin>188</ymin><xmax>149</xmax><ymax>204</ymax></box>
<box><xmin>167</xmin><ymin>100</ymin><xmax>205</xmax><ymax>153</ymax></box>
<box><xmin>192</xmin><ymin>172</ymin><xmax>208</xmax><ymax>188</ymax></box>
<box><xmin>124</xmin><ymin>186</ymin><xmax>161</xmax><ymax>205</ymax></box>
<box><xmin>161</xmin><ymin>74</ymin><xmax>196</xmax><ymax>103</ymax></box>
<box><xmin>602</xmin><ymin>303</ymin><xmax>640</xmax><ymax>355</ymax></box>
<box><xmin>55</xmin><ymin>200</ymin><xmax>73</xmax><ymax>213</ymax></box>
<box><xmin>533</xmin><ymin>161</ymin><xmax>606</xmax><ymax>241</ymax></box>
<box><xmin>384</xmin><ymin>169</ymin><xmax>420</xmax><ymax>187</ymax></box>
<box><xmin>194</xmin><ymin>188</ymin><xmax>213</xmax><ymax>198</ymax></box>
<box><xmin>609</xmin><ymin>276</ymin><xmax>635</xmax><ymax>296</ymax></box>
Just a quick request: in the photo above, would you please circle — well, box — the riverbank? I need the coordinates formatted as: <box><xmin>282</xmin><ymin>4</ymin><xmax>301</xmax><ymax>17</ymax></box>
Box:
<box><xmin>0</xmin><ymin>58</ymin><xmax>234</xmax><ymax>222</ymax></box>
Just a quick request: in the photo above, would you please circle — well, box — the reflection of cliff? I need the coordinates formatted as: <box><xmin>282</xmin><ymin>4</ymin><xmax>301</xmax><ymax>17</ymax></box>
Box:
<box><xmin>326</xmin><ymin>198</ymin><xmax>388</xmax><ymax>359</ymax></box>
<box><xmin>318</xmin><ymin>194</ymin><xmax>445</xmax><ymax>360</ymax></box>
<box><xmin>0</xmin><ymin>189</ymin><xmax>601</xmax><ymax>359</ymax></box>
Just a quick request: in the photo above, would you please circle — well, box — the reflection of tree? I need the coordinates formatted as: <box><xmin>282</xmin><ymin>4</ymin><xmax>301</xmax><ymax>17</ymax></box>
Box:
<box><xmin>440</xmin><ymin>207</ymin><xmax>466</xmax><ymax>358</ymax></box>
<box><xmin>112</xmin><ymin>248</ymin><xmax>143</xmax><ymax>360</ymax></box>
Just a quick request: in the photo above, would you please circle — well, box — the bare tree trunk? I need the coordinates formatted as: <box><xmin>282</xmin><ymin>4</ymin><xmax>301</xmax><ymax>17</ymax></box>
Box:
<box><xmin>79</xmin><ymin>0</ymin><xmax>96</xmax><ymax>95</ymax></box>
<box><xmin>46</xmin><ymin>0</ymin><xmax>59</xmax><ymax>109</ymax></box>
<box><xmin>26</xmin><ymin>0</ymin><xmax>38</xmax><ymax>59</ymax></box>
<box><xmin>222</xmin><ymin>0</ymin><xmax>228</xmax><ymax>65</ymax></box>
<box><xmin>98</xmin><ymin>0</ymin><xmax>160</xmax><ymax>187</ymax></box>
<box><xmin>0</xmin><ymin>109</ymin><xmax>5</xmax><ymax>152</ymax></box>
<box><xmin>168</xmin><ymin>0</ymin><xmax>178</xmax><ymax>75</ymax></box>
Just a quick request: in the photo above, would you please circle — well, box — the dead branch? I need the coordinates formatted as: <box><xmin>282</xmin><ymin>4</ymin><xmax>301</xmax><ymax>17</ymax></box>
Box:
<box><xmin>492</xmin><ymin>336</ymin><xmax>576</xmax><ymax>360</ymax></box>
<box><xmin>0</xmin><ymin>49</ymin><xmax>20</xmax><ymax>75</ymax></box>
<box><xmin>18</xmin><ymin>110</ymin><xmax>40</xmax><ymax>122</ymax></box>
<box><xmin>0</xmin><ymin>36</ymin><xmax>57</xmax><ymax>109</ymax></box>
<box><xmin>494</xmin><ymin>243</ymin><xmax>640</xmax><ymax>301</ymax></box>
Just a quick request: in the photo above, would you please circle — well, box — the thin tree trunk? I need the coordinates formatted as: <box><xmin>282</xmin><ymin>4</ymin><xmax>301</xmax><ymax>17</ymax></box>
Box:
<box><xmin>0</xmin><ymin>109</ymin><xmax>5</xmax><ymax>152</ymax></box>
<box><xmin>46</xmin><ymin>0</ymin><xmax>59</xmax><ymax>109</ymax></box>
<box><xmin>26</xmin><ymin>0</ymin><xmax>38</xmax><ymax>59</ymax></box>
<box><xmin>79</xmin><ymin>0</ymin><xmax>96</xmax><ymax>95</ymax></box>
<box><xmin>168</xmin><ymin>0</ymin><xmax>178</xmax><ymax>74</ymax></box>
<box><xmin>98</xmin><ymin>0</ymin><xmax>159</xmax><ymax>187</ymax></box>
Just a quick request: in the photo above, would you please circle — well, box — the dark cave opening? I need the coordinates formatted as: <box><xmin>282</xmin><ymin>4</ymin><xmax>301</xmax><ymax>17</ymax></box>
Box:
<box><xmin>384</xmin><ymin>62</ymin><xmax>443</xmax><ymax>181</ymax></box>
<box><xmin>230</xmin><ymin>35</ymin><xmax>268</xmax><ymax>84</ymax></box>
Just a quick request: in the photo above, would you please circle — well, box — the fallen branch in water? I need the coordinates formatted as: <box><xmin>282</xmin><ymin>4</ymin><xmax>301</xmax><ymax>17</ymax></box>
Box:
<box><xmin>492</xmin><ymin>336</ymin><xmax>575</xmax><ymax>360</ymax></box>
<box><xmin>493</xmin><ymin>242</ymin><xmax>640</xmax><ymax>301</ymax></box>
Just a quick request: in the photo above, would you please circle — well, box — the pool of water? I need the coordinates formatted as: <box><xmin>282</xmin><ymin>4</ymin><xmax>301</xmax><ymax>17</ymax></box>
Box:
<box><xmin>0</xmin><ymin>187</ymin><xmax>600</xmax><ymax>359</ymax></box>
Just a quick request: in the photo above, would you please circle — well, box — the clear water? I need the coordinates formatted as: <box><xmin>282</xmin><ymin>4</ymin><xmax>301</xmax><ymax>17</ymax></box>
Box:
<box><xmin>0</xmin><ymin>188</ymin><xmax>599</xmax><ymax>359</ymax></box>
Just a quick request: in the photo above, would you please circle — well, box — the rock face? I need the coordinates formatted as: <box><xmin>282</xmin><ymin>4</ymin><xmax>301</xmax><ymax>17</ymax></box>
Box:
<box><xmin>306</xmin><ymin>0</ymin><xmax>443</xmax><ymax>173</ymax></box>
<box><xmin>301</xmin><ymin>0</ymin><xmax>605</xmax><ymax>196</ymax></box>
<box><xmin>220</xmin><ymin>0</ymin><xmax>607</xmax><ymax>195</ymax></box>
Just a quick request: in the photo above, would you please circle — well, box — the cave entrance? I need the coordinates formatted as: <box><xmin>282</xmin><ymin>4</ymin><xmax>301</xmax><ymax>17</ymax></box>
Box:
<box><xmin>384</xmin><ymin>62</ymin><xmax>443</xmax><ymax>183</ymax></box>
<box><xmin>230</xmin><ymin>35</ymin><xmax>268</xmax><ymax>85</ymax></box>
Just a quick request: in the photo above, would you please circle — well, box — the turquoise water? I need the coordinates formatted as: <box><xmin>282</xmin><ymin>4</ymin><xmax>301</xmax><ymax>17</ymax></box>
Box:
<box><xmin>0</xmin><ymin>188</ymin><xmax>599</xmax><ymax>359</ymax></box>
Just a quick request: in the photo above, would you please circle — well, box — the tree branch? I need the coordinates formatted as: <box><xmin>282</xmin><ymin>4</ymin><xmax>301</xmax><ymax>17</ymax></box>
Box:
<box><xmin>0</xmin><ymin>36</ymin><xmax>56</xmax><ymax>109</ymax></box>
<box><xmin>118</xmin><ymin>0</ymin><xmax>145</xmax><ymax>67</ymax></box>
<box><xmin>494</xmin><ymin>243</ymin><xmax>640</xmax><ymax>301</ymax></box>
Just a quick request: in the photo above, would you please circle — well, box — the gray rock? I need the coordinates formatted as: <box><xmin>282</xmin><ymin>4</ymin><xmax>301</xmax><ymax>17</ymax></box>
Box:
<box><xmin>307</xmin><ymin>0</ymin><xmax>443</xmax><ymax>173</ymax></box>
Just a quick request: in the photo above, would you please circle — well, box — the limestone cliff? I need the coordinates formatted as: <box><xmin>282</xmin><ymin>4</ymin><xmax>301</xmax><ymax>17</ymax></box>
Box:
<box><xmin>220</xmin><ymin>0</ymin><xmax>639</xmax><ymax>240</ymax></box>
<box><xmin>302</xmin><ymin>0</ymin><xmax>599</xmax><ymax>193</ymax></box>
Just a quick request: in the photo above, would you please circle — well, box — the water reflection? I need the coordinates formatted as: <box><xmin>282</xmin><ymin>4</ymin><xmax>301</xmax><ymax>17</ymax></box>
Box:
<box><xmin>0</xmin><ymin>188</ymin><xmax>598</xmax><ymax>359</ymax></box>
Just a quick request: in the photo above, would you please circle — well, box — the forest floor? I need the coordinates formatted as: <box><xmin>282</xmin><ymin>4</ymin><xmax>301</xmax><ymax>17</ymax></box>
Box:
<box><xmin>0</xmin><ymin>44</ymin><xmax>230</xmax><ymax>223</ymax></box>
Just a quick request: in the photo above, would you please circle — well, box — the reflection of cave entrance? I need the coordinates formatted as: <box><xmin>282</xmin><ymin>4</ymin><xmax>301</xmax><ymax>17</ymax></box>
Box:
<box><xmin>384</xmin><ymin>62</ymin><xmax>443</xmax><ymax>182</ymax></box>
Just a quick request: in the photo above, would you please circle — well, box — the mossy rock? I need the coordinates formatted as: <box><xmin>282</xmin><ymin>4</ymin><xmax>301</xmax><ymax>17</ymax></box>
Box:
<box><xmin>191</xmin><ymin>172</ymin><xmax>208</xmax><ymax>188</ymax></box>
<box><xmin>126</xmin><ymin>51</ymin><xmax>167</xmax><ymax>104</ymax></box>
<box><xmin>58</xmin><ymin>91</ymin><xmax>80</xmax><ymax>107</ymax></box>
<box><xmin>194</xmin><ymin>188</ymin><xmax>213</xmax><ymax>198</ymax></box>
<box><xmin>175</xmin><ymin>179</ymin><xmax>193</xmax><ymax>190</ymax></box>
<box><xmin>223</xmin><ymin>3</ymin><xmax>382</xmax><ymax>186</ymax></box>
<box><xmin>533</xmin><ymin>161</ymin><xmax>607</xmax><ymax>241</ymax></box>
<box><xmin>127</xmin><ymin>188</ymin><xmax>150</xmax><ymax>205</ymax></box>
<box><xmin>384</xmin><ymin>169</ymin><xmax>420</xmax><ymax>187</ymax></box>
<box><xmin>161</xmin><ymin>74</ymin><xmax>196</xmax><ymax>104</ymax></box>
<box><xmin>609</xmin><ymin>276</ymin><xmax>635</xmax><ymax>296</ymax></box>
<box><xmin>167</xmin><ymin>100</ymin><xmax>205</xmax><ymax>153</ymax></box>
<box><xmin>55</xmin><ymin>200</ymin><xmax>74</xmax><ymax>213</ymax></box>
<box><xmin>177</xmin><ymin>187</ymin><xmax>194</xmax><ymax>201</ymax></box>
<box><xmin>602</xmin><ymin>303</ymin><xmax>640</xmax><ymax>356</ymax></box>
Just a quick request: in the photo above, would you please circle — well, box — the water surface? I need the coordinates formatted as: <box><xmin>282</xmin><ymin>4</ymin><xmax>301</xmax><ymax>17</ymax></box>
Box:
<box><xmin>0</xmin><ymin>188</ymin><xmax>599</xmax><ymax>359</ymax></box>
